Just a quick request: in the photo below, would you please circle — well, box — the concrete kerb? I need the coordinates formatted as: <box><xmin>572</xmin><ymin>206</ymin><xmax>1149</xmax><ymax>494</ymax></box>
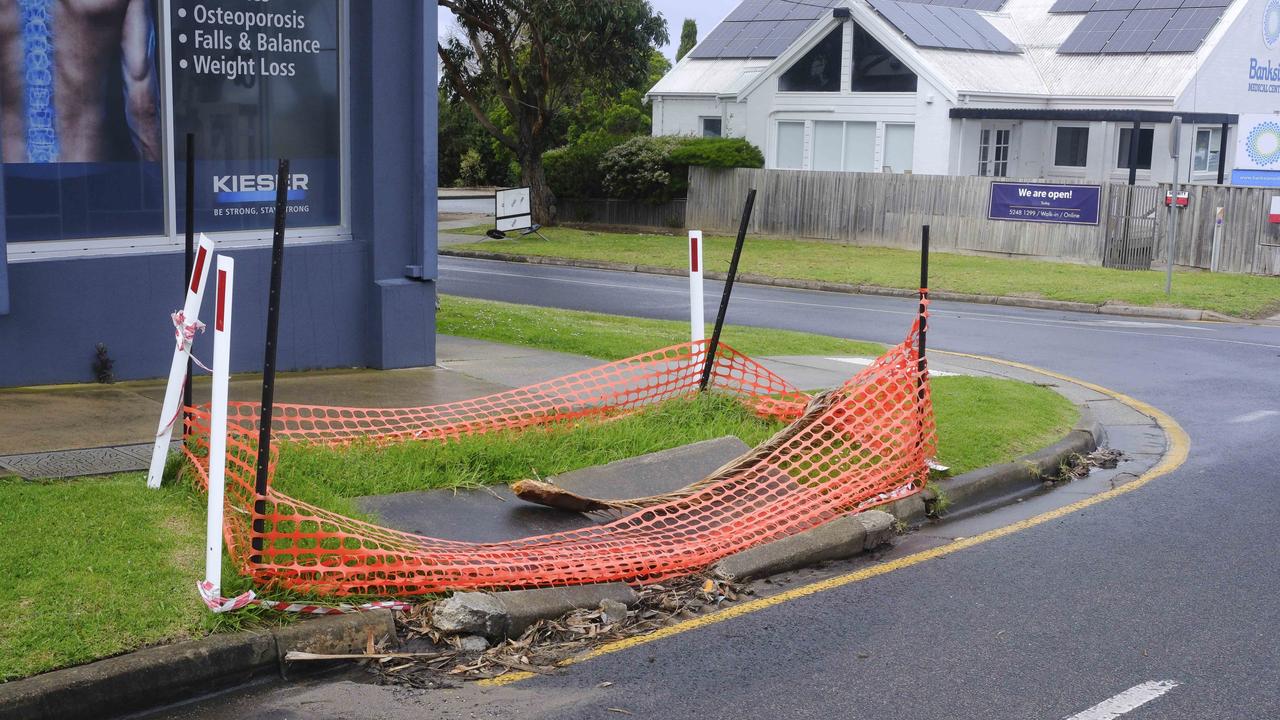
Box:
<box><xmin>440</xmin><ymin>249</ymin><xmax>1243</xmax><ymax>323</ymax></box>
<box><xmin>0</xmin><ymin>611</ymin><xmax>396</xmax><ymax>720</ymax></box>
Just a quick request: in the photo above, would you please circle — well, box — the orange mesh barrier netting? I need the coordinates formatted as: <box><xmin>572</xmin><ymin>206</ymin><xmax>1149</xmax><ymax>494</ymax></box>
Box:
<box><xmin>183</xmin><ymin>333</ymin><xmax>934</xmax><ymax>597</ymax></box>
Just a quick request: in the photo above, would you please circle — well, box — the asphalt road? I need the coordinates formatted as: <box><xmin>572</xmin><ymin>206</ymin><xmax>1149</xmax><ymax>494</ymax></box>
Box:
<box><xmin>171</xmin><ymin>257</ymin><xmax>1280</xmax><ymax>719</ymax></box>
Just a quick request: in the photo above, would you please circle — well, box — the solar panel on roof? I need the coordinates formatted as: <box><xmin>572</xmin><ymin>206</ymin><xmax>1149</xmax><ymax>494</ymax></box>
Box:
<box><xmin>689</xmin><ymin>0</ymin><xmax>840</xmax><ymax>59</ymax></box>
<box><xmin>867</xmin><ymin>0</ymin><xmax>1020</xmax><ymax>52</ymax></box>
<box><xmin>1049</xmin><ymin>0</ymin><xmax>1097</xmax><ymax>13</ymax></box>
<box><xmin>1056</xmin><ymin>0</ymin><xmax>1225</xmax><ymax>54</ymax></box>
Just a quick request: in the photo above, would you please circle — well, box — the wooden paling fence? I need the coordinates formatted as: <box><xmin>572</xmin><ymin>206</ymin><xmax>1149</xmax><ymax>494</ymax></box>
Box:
<box><xmin>686</xmin><ymin>167</ymin><xmax>1280</xmax><ymax>275</ymax></box>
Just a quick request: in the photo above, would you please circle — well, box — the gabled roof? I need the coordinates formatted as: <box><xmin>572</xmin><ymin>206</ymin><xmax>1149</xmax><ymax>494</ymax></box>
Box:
<box><xmin>648</xmin><ymin>0</ymin><xmax>1247</xmax><ymax>102</ymax></box>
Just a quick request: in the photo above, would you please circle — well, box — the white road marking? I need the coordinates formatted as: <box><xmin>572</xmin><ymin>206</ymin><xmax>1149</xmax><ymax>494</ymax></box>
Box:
<box><xmin>441</xmin><ymin>260</ymin><xmax>1280</xmax><ymax>351</ymax></box>
<box><xmin>1228</xmin><ymin>410</ymin><xmax>1280</xmax><ymax>424</ymax></box>
<box><xmin>1064</xmin><ymin>680</ymin><xmax>1180</xmax><ymax>720</ymax></box>
<box><xmin>825</xmin><ymin>357</ymin><xmax>958</xmax><ymax>376</ymax></box>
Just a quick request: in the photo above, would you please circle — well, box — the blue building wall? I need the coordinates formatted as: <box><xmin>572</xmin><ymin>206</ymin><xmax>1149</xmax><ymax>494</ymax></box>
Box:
<box><xmin>0</xmin><ymin>1</ymin><xmax>437</xmax><ymax>387</ymax></box>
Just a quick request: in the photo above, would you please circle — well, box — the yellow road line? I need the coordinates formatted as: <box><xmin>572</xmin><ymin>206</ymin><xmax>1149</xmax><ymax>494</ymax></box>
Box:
<box><xmin>480</xmin><ymin>354</ymin><xmax>1190</xmax><ymax>688</ymax></box>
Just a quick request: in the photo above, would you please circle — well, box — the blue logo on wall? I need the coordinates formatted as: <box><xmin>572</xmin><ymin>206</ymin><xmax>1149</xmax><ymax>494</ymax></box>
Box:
<box><xmin>1245</xmin><ymin>121</ymin><xmax>1280</xmax><ymax>167</ymax></box>
<box><xmin>1266</xmin><ymin>0</ymin><xmax>1280</xmax><ymax>48</ymax></box>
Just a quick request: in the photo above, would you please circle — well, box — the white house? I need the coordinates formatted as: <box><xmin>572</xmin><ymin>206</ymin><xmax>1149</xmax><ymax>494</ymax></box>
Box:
<box><xmin>648</xmin><ymin>0</ymin><xmax>1280</xmax><ymax>185</ymax></box>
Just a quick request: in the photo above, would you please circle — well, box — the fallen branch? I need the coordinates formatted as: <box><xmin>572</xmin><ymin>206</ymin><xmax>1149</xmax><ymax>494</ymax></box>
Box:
<box><xmin>286</xmin><ymin>650</ymin><xmax>449</xmax><ymax>662</ymax></box>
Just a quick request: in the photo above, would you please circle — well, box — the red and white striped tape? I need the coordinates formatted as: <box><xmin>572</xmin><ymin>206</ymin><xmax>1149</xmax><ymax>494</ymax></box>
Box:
<box><xmin>197</xmin><ymin>581</ymin><xmax>414</xmax><ymax>616</ymax></box>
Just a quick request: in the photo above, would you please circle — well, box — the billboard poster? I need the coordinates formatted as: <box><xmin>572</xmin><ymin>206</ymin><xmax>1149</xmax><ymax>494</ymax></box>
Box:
<box><xmin>171</xmin><ymin>0</ymin><xmax>341</xmax><ymax>231</ymax></box>
<box><xmin>0</xmin><ymin>0</ymin><xmax>166</xmax><ymax>243</ymax></box>
<box><xmin>1231</xmin><ymin>114</ymin><xmax>1280</xmax><ymax>188</ymax></box>
<box><xmin>987</xmin><ymin>182</ymin><xmax>1101</xmax><ymax>225</ymax></box>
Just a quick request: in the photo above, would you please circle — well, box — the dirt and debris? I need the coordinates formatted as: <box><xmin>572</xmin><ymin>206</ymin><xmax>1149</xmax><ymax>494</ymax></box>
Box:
<box><xmin>309</xmin><ymin>575</ymin><xmax>749</xmax><ymax>689</ymax></box>
<box><xmin>1060</xmin><ymin>447</ymin><xmax>1124</xmax><ymax>481</ymax></box>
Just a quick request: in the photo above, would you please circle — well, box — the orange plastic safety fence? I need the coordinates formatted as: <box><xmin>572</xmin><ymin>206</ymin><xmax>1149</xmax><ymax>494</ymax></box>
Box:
<box><xmin>183</xmin><ymin>335</ymin><xmax>934</xmax><ymax>597</ymax></box>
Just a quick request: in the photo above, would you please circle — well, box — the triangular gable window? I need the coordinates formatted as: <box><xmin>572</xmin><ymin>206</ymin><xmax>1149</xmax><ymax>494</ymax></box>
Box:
<box><xmin>779</xmin><ymin>28</ymin><xmax>843</xmax><ymax>93</ymax></box>
<box><xmin>852</xmin><ymin>24</ymin><xmax>917</xmax><ymax>92</ymax></box>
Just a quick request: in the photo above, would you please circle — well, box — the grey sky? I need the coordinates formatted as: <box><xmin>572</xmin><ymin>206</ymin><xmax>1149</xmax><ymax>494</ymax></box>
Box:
<box><xmin>436</xmin><ymin>1</ymin><xmax>738</xmax><ymax>62</ymax></box>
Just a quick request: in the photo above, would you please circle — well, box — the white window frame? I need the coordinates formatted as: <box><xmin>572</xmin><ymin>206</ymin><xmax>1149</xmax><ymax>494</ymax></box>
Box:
<box><xmin>881</xmin><ymin>122</ymin><xmax>914</xmax><ymax>174</ymax></box>
<box><xmin>977</xmin><ymin>124</ymin><xmax>1013</xmax><ymax>178</ymax></box>
<box><xmin>1111</xmin><ymin>123</ymin><xmax>1155</xmax><ymax>180</ymax></box>
<box><xmin>700</xmin><ymin>117</ymin><xmax>723</xmax><ymax>138</ymax></box>
<box><xmin>7</xmin><ymin>0</ymin><xmax>352</xmax><ymax>263</ymax></box>
<box><xmin>1191</xmin><ymin>126</ymin><xmax>1222</xmax><ymax>177</ymax></box>
<box><xmin>810</xmin><ymin>120</ymin><xmax>877</xmax><ymax>173</ymax></box>
<box><xmin>1051</xmin><ymin>123</ymin><xmax>1090</xmax><ymax>173</ymax></box>
<box><xmin>771</xmin><ymin>116</ymin><xmax>912</xmax><ymax>173</ymax></box>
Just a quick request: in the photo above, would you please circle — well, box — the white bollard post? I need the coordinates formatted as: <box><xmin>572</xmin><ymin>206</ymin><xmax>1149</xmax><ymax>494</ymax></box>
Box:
<box><xmin>689</xmin><ymin>230</ymin><xmax>705</xmax><ymax>343</ymax></box>
<box><xmin>204</xmin><ymin>256</ymin><xmax>234</xmax><ymax>592</ymax></box>
<box><xmin>147</xmin><ymin>234</ymin><xmax>215</xmax><ymax>489</ymax></box>
<box><xmin>1210</xmin><ymin>206</ymin><xmax>1224</xmax><ymax>273</ymax></box>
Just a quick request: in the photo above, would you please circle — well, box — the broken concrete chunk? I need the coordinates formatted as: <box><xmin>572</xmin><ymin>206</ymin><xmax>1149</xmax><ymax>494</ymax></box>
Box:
<box><xmin>431</xmin><ymin>592</ymin><xmax>508</xmax><ymax>639</ymax></box>
<box><xmin>856</xmin><ymin>510</ymin><xmax>896</xmax><ymax>549</ymax></box>
<box><xmin>458</xmin><ymin>635</ymin><xmax>489</xmax><ymax>653</ymax></box>
<box><xmin>599</xmin><ymin>599</ymin><xmax>629</xmax><ymax>625</ymax></box>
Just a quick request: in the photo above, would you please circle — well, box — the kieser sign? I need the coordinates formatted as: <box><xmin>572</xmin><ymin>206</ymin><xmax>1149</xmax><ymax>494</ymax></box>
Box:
<box><xmin>1248</xmin><ymin>0</ymin><xmax>1280</xmax><ymax>93</ymax></box>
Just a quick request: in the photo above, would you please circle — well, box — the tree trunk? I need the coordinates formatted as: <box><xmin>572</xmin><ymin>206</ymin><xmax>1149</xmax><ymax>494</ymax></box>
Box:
<box><xmin>520</xmin><ymin>150</ymin><xmax>557</xmax><ymax>226</ymax></box>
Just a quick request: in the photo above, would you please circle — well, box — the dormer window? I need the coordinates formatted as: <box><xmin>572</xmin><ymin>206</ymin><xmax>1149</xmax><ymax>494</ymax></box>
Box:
<box><xmin>779</xmin><ymin>28</ymin><xmax>843</xmax><ymax>92</ymax></box>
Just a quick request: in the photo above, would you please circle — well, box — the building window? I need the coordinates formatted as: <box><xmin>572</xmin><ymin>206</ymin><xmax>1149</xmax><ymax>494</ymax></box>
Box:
<box><xmin>701</xmin><ymin>118</ymin><xmax>723</xmax><ymax>138</ymax></box>
<box><xmin>1193</xmin><ymin>127</ymin><xmax>1221</xmax><ymax>174</ymax></box>
<box><xmin>851</xmin><ymin>24</ymin><xmax>917</xmax><ymax>92</ymax></box>
<box><xmin>1116</xmin><ymin>127</ymin><xmax>1154</xmax><ymax>170</ymax></box>
<box><xmin>811</xmin><ymin>121</ymin><xmax>877</xmax><ymax>172</ymax></box>
<box><xmin>1054</xmin><ymin>126</ymin><xmax>1089</xmax><ymax>168</ymax></box>
<box><xmin>779</xmin><ymin>28</ymin><xmax>842</xmax><ymax>93</ymax></box>
<box><xmin>883</xmin><ymin>124</ymin><xmax>914</xmax><ymax>174</ymax></box>
<box><xmin>776</xmin><ymin>122</ymin><xmax>805</xmax><ymax>169</ymax></box>
<box><xmin>978</xmin><ymin>128</ymin><xmax>1011</xmax><ymax>177</ymax></box>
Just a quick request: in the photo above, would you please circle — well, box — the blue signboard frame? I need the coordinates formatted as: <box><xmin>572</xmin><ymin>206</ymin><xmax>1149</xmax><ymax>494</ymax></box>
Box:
<box><xmin>1230</xmin><ymin>169</ymin><xmax>1280</xmax><ymax>188</ymax></box>
<box><xmin>988</xmin><ymin>181</ymin><xmax>1101</xmax><ymax>226</ymax></box>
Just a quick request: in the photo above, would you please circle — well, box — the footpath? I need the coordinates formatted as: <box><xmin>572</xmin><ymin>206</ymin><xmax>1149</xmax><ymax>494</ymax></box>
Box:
<box><xmin>0</xmin><ymin>335</ymin><xmax>1172</xmax><ymax>720</ymax></box>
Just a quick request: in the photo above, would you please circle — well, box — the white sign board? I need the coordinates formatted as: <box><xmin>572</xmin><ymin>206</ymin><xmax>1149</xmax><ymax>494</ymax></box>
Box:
<box><xmin>1270</xmin><ymin>196</ymin><xmax>1280</xmax><ymax>223</ymax></box>
<box><xmin>496</xmin><ymin>187</ymin><xmax>533</xmax><ymax>232</ymax></box>
<box><xmin>1231</xmin><ymin>115</ymin><xmax>1280</xmax><ymax>187</ymax></box>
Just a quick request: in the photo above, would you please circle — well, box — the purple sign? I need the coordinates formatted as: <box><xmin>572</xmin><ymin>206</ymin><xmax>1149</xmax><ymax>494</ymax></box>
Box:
<box><xmin>988</xmin><ymin>182</ymin><xmax>1101</xmax><ymax>225</ymax></box>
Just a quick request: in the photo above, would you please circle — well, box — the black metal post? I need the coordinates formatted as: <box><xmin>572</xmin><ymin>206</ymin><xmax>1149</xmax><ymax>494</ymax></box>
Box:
<box><xmin>252</xmin><ymin>159</ymin><xmax>291</xmax><ymax>562</ymax></box>
<box><xmin>1216</xmin><ymin>122</ymin><xmax>1229</xmax><ymax>185</ymax></box>
<box><xmin>917</xmin><ymin>226</ymin><xmax>929</xmax><ymax>379</ymax></box>
<box><xmin>1127</xmin><ymin>120</ymin><xmax>1141</xmax><ymax>186</ymax></box>
<box><xmin>182</xmin><ymin>133</ymin><xmax>196</xmax><ymax>439</ymax></box>
<box><xmin>699</xmin><ymin>188</ymin><xmax>757</xmax><ymax>392</ymax></box>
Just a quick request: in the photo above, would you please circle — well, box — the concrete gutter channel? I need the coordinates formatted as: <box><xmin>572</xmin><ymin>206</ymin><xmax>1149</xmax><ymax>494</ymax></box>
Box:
<box><xmin>441</xmin><ymin>248</ymin><xmax>1261</xmax><ymax>324</ymax></box>
<box><xmin>2</xmin><ymin>383</ymin><xmax>1141</xmax><ymax>719</ymax></box>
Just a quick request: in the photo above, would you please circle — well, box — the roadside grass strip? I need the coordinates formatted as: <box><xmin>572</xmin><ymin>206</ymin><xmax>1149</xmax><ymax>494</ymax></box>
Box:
<box><xmin>437</xmin><ymin>294</ymin><xmax>887</xmax><ymax>360</ymax></box>
<box><xmin>450</xmin><ymin>226</ymin><xmax>1280</xmax><ymax>319</ymax></box>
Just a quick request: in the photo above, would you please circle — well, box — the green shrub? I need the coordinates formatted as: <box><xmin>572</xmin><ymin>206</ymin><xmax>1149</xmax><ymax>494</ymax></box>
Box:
<box><xmin>601</xmin><ymin>136</ymin><xmax>687</xmax><ymax>204</ymax></box>
<box><xmin>668</xmin><ymin>137</ymin><xmax>765</xmax><ymax>169</ymax></box>
<box><xmin>601</xmin><ymin>136</ymin><xmax>766</xmax><ymax>203</ymax></box>
<box><xmin>544</xmin><ymin>131</ymin><xmax>629</xmax><ymax>200</ymax></box>
<box><xmin>457</xmin><ymin>148</ymin><xmax>487</xmax><ymax>188</ymax></box>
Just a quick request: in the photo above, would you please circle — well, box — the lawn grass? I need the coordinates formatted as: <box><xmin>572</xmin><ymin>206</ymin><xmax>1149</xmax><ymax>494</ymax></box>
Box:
<box><xmin>931</xmin><ymin>376</ymin><xmax>1077</xmax><ymax>475</ymax></box>
<box><xmin>272</xmin><ymin>376</ymin><xmax>1075</xmax><ymax>511</ymax></box>
<box><xmin>448</xmin><ymin>225</ymin><xmax>1280</xmax><ymax>318</ymax></box>
<box><xmin>0</xmin><ymin>475</ymin><xmax>208</xmax><ymax>681</ymax></box>
<box><xmin>437</xmin><ymin>294</ymin><xmax>888</xmax><ymax>360</ymax></box>
<box><xmin>271</xmin><ymin>393</ymin><xmax>783</xmax><ymax>515</ymax></box>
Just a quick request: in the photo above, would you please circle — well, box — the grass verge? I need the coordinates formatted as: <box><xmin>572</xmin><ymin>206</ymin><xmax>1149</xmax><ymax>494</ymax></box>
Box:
<box><xmin>437</xmin><ymin>294</ymin><xmax>888</xmax><ymax>360</ymax></box>
<box><xmin>448</xmin><ymin>225</ymin><xmax>1280</xmax><ymax>319</ymax></box>
<box><xmin>0</xmin><ymin>475</ymin><xmax>208</xmax><ymax>681</ymax></box>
